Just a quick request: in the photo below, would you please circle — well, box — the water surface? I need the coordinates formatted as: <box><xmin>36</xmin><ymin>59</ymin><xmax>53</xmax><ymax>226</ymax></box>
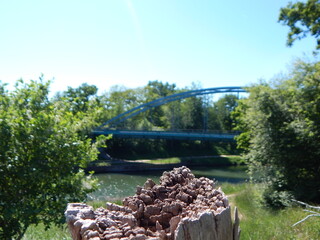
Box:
<box><xmin>88</xmin><ymin>166</ymin><xmax>247</xmax><ymax>202</ymax></box>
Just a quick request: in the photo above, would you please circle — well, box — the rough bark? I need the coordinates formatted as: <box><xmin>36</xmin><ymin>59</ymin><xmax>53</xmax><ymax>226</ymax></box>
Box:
<box><xmin>65</xmin><ymin>166</ymin><xmax>240</xmax><ymax>240</ymax></box>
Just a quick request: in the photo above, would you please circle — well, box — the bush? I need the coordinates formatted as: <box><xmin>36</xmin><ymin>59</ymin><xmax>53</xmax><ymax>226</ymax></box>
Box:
<box><xmin>0</xmin><ymin>79</ymin><xmax>105</xmax><ymax>239</ymax></box>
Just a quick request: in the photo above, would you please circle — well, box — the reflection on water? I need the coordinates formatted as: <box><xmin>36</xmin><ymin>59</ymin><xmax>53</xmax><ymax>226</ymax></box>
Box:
<box><xmin>88</xmin><ymin>166</ymin><xmax>248</xmax><ymax>202</ymax></box>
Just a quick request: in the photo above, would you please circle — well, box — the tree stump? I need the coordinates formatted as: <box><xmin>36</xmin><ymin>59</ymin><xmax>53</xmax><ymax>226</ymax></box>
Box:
<box><xmin>65</xmin><ymin>166</ymin><xmax>240</xmax><ymax>240</ymax></box>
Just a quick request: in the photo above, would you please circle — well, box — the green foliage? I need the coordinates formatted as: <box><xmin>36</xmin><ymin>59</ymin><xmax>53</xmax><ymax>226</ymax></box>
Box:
<box><xmin>0</xmin><ymin>79</ymin><xmax>105</xmax><ymax>239</ymax></box>
<box><xmin>279</xmin><ymin>0</ymin><xmax>320</xmax><ymax>50</ymax></box>
<box><xmin>54</xmin><ymin>83</ymin><xmax>107</xmax><ymax>137</ymax></box>
<box><xmin>145</xmin><ymin>80</ymin><xmax>177</xmax><ymax>129</ymax></box>
<box><xmin>223</xmin><ymin>183</ymin><xmax>320</xmax><ymax>240</ymax></box>
<box><xmin>55</xmin><ymin>83</ymin><xmax>98</xmax><ymax>113</ymax></box>
<box><xmin>234</xmin><ymin>60</ymin><xmax>320</xmax><ymax>207</ymax></box>
<box><xmin>178</xmin><ymin>96</ymin><xmax>204</xmax><ymax>130</ymax></box>
<box><xmin>210</xmin><ymin>94</ymin><xmax>239</xmax><ymax>131</ymax></box>
<box><xmin>103</xmin><ymin>85</ymin><xmax>146</xmax><ymax>129</ymax></box>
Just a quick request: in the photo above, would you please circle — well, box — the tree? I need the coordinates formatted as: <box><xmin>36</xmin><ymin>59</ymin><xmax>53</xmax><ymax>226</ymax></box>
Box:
<box><xmin>178</xmin><ymin>96</ymin><xmax>204</xmax><ymax>130</ymax></box>
<box><xmin>103</xmin><ymin>85</ymin><xmax>146</xmax><ymax>129</ymax></box>
<box><xmin>54</xmin><ymin>83</ymin><xmax>98</xmax><ymax>114</ymax></box>
<box><xmin>234</xmin><ymin>60</ymin><xmax>320</xmax><ymax>207</ymax></box>
<box><xmin>210</xmin><ymin>94</ymin><xmax>239</xmax><ymax>132</ymax></box>
<box><xmin>144</xmin><ymin>80</ymin><xmax>177</xmax><ymax>128</ymax></box>
<box><xmin>146</xmin><ymin>80</ymin><xmax>176</xmax><ymax>98</ymax></box>
<box><xmin>54</xmin><ymin>83</ymin><xmax>107</xmax><ymax>137</ymax></box>
<box><xmin>279</xmin><ymin>0</ymin><xmax>320</xmax><ymax>50</ymax></box>
<box><xmin>0</xmin><ymin>79</ymin><xmax>105</xmax><ymax>239</ymax></box>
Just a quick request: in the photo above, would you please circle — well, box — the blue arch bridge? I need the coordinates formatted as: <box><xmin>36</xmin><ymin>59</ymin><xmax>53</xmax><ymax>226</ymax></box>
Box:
<box><xmin>93</xmin><ymin>86</ymin><xmax>246</xmax><ymax>141</ymax></box>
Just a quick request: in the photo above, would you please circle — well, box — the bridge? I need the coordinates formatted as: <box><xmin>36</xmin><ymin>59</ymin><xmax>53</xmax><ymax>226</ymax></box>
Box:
<box><xmin>93</xmin><ymin>129</ymin><xmax>239</xmax><ymax>141</ymax></box>
<box><xmin>93</xmin><ymin>86</ymin><xmax>246</xmax><ymax>141</ymax></box>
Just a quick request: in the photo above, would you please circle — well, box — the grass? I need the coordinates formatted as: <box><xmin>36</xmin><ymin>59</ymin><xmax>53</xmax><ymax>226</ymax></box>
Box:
<box><xmin>143</xmin><ymin>157</ymin><xmax>181</xmax><ymax>164</ymax></box>
<box><xmin>220</xmin><ymin>183</ymin><xmax>320</xmax><ymax>240</ymax></box>
<box><xmin>23</xmin><ymin>223</ymin><xmax>71</xmax><ymax>240</ymax></box>
<box><xmin>23</xmin><ymin>183</ymin><xmax>320</xmax><ymax>240</ymax></box>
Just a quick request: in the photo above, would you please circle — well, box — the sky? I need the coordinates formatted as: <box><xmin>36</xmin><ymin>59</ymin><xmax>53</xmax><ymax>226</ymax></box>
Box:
<box><xmin>0</xmin><ymin>0</ymin><xmax>316</xmax><ymax>95</ymax></box>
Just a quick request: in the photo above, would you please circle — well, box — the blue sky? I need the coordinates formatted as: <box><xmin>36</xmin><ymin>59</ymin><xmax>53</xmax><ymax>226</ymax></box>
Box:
<box><xmin>0</xmin><ymin>0</ymin><xmax>315</xmax><ymax>94</ymax></box>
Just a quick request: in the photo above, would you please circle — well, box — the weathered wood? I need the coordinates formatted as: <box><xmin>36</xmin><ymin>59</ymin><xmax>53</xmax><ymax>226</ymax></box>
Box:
<box><xmin>292</xmin><ymin>200</ymin><xmax>320</xmax><ymax>227</ymax></box>
<box><xmin>65</xmin><ymin>166</ymin><xmax>240</xmax><ymax>240</ymax></box>
<box><xmin>175</xmin><ymin>208</ymin><xmax>233</xmax><ymax>240</ymax></box>
<box><xmin>233</xmin><ymin>207</ymin><xmax>241</xmax><ymax>240</ymax></box>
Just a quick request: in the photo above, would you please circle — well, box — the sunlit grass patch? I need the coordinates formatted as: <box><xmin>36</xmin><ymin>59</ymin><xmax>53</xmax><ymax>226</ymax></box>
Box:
<box><xmin>224</xmin><ymin>183</ymin><xmax>320</xmax><ymax>240</ymax></box>
<box><xmin>144</xmin><ymin>157</ymin><xmax>181</xmax><ymax>164</ymax></box>
<box><xmin>23</xmin><ymin>223</ymin><xmax>71</xmax><ymax>240</ymax></box>
<box><xmin>220</xmin><ymin>182</ymin><xmax>248</xmax><ymax>195</ymax></box>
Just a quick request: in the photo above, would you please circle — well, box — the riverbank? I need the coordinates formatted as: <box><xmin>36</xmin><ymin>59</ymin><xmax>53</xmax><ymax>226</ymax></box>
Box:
<box><xmin>86</xmin><ymin>155</ymin><xmax>244</xmax><ymax>173</ymax></box>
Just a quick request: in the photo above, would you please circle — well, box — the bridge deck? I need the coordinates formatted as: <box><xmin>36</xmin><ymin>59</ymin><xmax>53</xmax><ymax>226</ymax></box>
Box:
<box><xmin>92</xmin><ymin>129</ymin><xmax>237</xmax><ymax>141</ymax></box>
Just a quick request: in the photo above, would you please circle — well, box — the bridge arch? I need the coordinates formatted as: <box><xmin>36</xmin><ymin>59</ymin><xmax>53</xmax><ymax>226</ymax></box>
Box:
<box><xmin>97</xmin><ymin>86</ymin><xmax>246</xmax><ymax>130</ymax></box>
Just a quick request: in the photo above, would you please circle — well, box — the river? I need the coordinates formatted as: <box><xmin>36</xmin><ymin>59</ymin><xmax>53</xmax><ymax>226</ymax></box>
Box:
<box><xmin>88</xmin><ymin>165</ymin><xmax>248</xmax><ymax>202</ymax></box>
